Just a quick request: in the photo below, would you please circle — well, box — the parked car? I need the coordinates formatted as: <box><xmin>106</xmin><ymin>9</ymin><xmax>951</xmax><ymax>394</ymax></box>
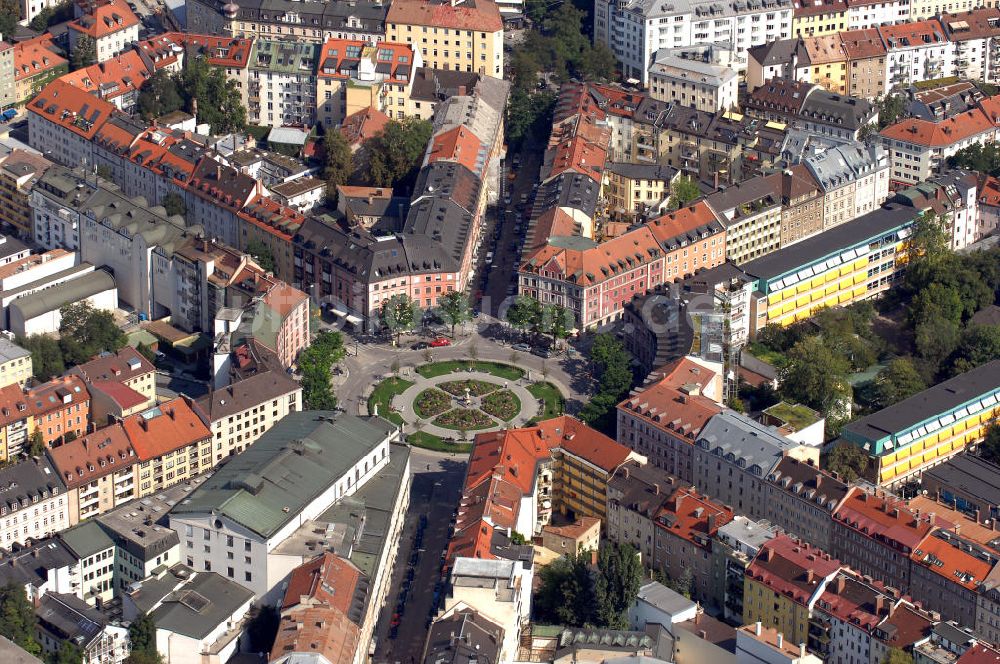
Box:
<box><xmin>531</xmin><ymin>347</ymin><xmax>556</xmax><ymax>358</ymax></box>
<box><xmin>412</xmin><ymin>341</ymin><xmax>429</xmax><ymax>350</ymax></box>
<box><xmin>511</xmin><ymin>343</ymin><xmax>531</xmax><ymax>352</ymax></box>
<box><xmin>430</xmin><ymin>337</ymin><xmax>452</xmax><ymax>347</ymax></box>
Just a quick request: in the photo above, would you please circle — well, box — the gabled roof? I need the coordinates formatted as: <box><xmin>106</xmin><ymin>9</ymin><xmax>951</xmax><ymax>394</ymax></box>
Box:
<box><xmin>911</xmin><ymin>531</ymin><xmax>997</xmax><ymax>590</ymax></box>
<box><xmin>28</xmin><ymin>79</ymin><xmax>115</xmax><ymax>140</ymax></box>
<box><xmin>12</xmin><ymin>35</ymin><xmax>66</xmax><ymax>82</ymax></box>
<box><xmin>68</xmin><ymin>1</ymin><xmax>140</xmax><ymax>39</ymax></box>
<box><xmin>880</xmin><ymin>108</ymin><xmax>996</xmax><ymax>147</ymax></box>
<box><xmin>833</xmin><ymin>487</ymin><xmax>942</xmax><ymax>550</ymax></box>
<box><xmin>281</xmin><ymin>552</ymin><xmax>363</xmax><ymax>613</ymax></box>
<box><xmin>47</xmin><ymin>423</ymin><xmax>137</xmax><ymax>490</ymax></box>
<box><xmin>121</xmin><ymin>397</ymin><xmax>211</xmax><ymax>461</ymax></box>
<box><xmin>747</xmin><ymin>533</ymin><xmax>843</xmax><ymax>606</ymax></box>
<box><xmin>387</xmin><ymin>0</ymin><xmax>503</xmax><ymax>32</ymax></box>
<box><xmin>27</xmin><ymin>376</ymin><xmax>90</xmax><ymax>418</ymax></box>
<box><xmin>340</xmin><ymin>105</ymin><xmax>391</xmax><ymax>146</ymax></box>
<box><xmin>68</xmin><ymin>347</ymin><xmax>155</xmax><ymax>384</ymax></box>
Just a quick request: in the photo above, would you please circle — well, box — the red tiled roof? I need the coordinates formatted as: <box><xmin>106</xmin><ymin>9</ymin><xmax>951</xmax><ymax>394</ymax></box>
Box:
<box><xmin>340</xmin><ymin>106</ymin><xmax>390</xmax><ymax>146</ymax></box>
<box><xmin>979</xmin><ymin>174</ymin><xmax>1000</xmax><ymax>207</ymax></box>
<box><xmin>840</xmin><ymin>28</ymin><xmax>887</xmax><ymax>58</ymax></box>
<box><xmin>282</xmin><ymin>552</ymin><xmax>362</xmax><ymax>613</ymax></box>
<box><xmin>27</xmin><ymin>376</ymin><xmax>90</xmax><ymax>417</ymax></box>
<box><xmin>317</xmin><ymin>39</ymin><xmax>415</xmax><ymax>82</ymax></box>
<box><xmin>272</xmin><ymin>606</ymin><xmax>360</xmax><ymax>664</ymax></box>
<box><xmin>46</xmin><ymin>423</ymin><xmax>136</xmax><ymax>490</ymax></box>
<box><xmin>646</xmin><ymin>201</ymin><xmax>724</xmax><ymax>245</ymax></box>
<box><xmin>238</xmin><ymin>196</ymin><xmax>306</xmax><ymax>242</ymax></box>
<box><xmin>877</xmin><ymin>19</ymin><xmax>947</xmax><ymax>47</ymax></box>
<box><xmin>546</xmin><ymin>135</ymin><xmax>607</xmax><ymax>183</ymax></box>
<box><xmin>911</xmin><ymin>533</ymin><xmax>993</xmax><ymax>590</ymax></box>
<box><xmin>121</xmin><ymin>397</ymin><xmax>210</xmax><ymax>460</ymax></box>
<box><xmin>958</xmin><ymin>644</ymin><xmax>1000</xmax><ymax>664</ymax></box>
<box><xmin>834</xmin><ymin>487</ymin><xmax>945</xmax><ymax>550</ymax></box>
<box><xmin>58</xmin><ymin>50</ymin><xmax>152</xmax><ymax>101</ymax></box>
<box><xmin>68</xmin><ymin>347</ymin><xmax>155</xmax><ymax>384</ymax></box>
<box><xmin>655</xmin><ymin>487</ymin><xmax>733</xmax><ymax>549</ymax></box>
<box><xmin>427</xmin><ymin>126</ymin><xmax>483</xmax><ymax>174</ymax></box>
<box><xmin>556</xmin><ymin>418</ymin><xmax>634</xmax><ymax>473</ymax></box>
<box><xmin>89</xmin><ymin>380</ymin><xmax>148</xmax><ymax>411</ymax></box>
<box><xmin>880</xmin><ymin>108</ymin><xmax>995</xmax><ymax>147</ymax></box>
<box><xmin>0</xmin><ymin>384</ymin><xmax>31</xmax><ymax>427</ymax></box>
<box><xmin>793</xmin><ymin>0</ymin><xmax>846</xmax><ymax>17</ymax></box>
<box><xmin>69</xmin><ymin>1</ymin><xmax>140</xmax><ymax>39</ymax></box>
<box><xmin>748</xmin><ymin>534</ymin><xmax>843</xmax><ymax>605</ymax></box>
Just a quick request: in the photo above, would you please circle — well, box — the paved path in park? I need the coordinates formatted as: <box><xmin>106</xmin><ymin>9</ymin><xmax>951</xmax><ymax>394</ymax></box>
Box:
<box><xmin>389</xmin><ymin>370</ymin><xmax>540</xmax><ymax>438</ymax></box>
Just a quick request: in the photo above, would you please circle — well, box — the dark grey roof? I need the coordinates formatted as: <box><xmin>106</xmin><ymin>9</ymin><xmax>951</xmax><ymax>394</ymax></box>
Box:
<box><xmin>0</xmin><ymin>540</ymin><xmax>78</xmax><ymax>589</ymax></box>
<box><xmin>403</xmin><ymin>198</ymin><xmax>472</xmax><ymax>268</ymax></box>
<box><xmin>767</xmin><ymin>456</ymin><xmax>847</xmax><ymax>510</ymax></box>
<box><xmin>696</xmin><ymin>411</ymin><xmax>797</xmax><ymax>475</ymax></box>
<box><xmin>411</xmin><ymin>161</ymin><xmax>481</xmax><ymax>214</ymax></box>
<box><xmin>195</xmin><ymin>370</ymin><xmax>300</xmax><ymax>421</ymax></box>
<box><xmin>705</xmin><ymin>176</ymin><xmax>781</xmax><ymax>215</ymax></box>
<box><xmin>59</xmin><ymin>521</ymin><xmax>115</xmax><ymax>559</ymax></box>
<box><xmin>535</xmin><ymin>172</ymin><xmax>600</xmax><ymax>219</ymax></box>
<box><xmin>424</xmin><ymin>609</ymin><xmax>503</xmax><ymax>664</ymax></box>
<box><xmin>922</xmin><ymin>455</ymin><xmax>1000</xmax><ymax>508</ymax></box>
<box><xmin>748</xmin><ymin>38</ymin><xmax>799</xmax><ymax>67</ymax></box>
<box><xmin>36</xmin><ymin>593</ymin><xmax>109</xmax><ymax>649</ymax></box>
<box><xmin>799</xmin><ymin>90</ymin><xmax>876</xmax><ymax>131</ymax></box>
<box><xmin>141</xmin><ymin>567</ymin><xmax>255</xmax><ymax>639</ymax></box>
<box><xmin>842</xmin><ymin>360</ymin><xmax>1000</xmax><ymax>443</ymax></box>
<box><xmin>606</xmin><ymin>162</ymin><xmax>677</xmax><ymax>182</ymax></box>
<box><xmin>0</xmin><ymin>456</ymin><xmax>66</xmax><ymax>513</ymax></box>
<box><xmin>0</xmin><ymin>235</ymin><xmax>28</xmax><ymax>261</ymax></box>
<box><xmin>211</xmin><ymin>0</ymin><xmax>388</xmax><ymax>33</ymax></box>
<box><xmin>970</xmin><ymin>304</ymin><xmax>1000</xmax><ymax>327</ymax></box>
<box><xmin>633</xmin><ymin>97</ymin><xmax>672</xmax><ymax>128</ymax></box>
<box><xmin>742</xmin><ymin>204</ymin><xmax>919</xmax><ymax>282</ymax></box>
<box><xmin>410</xmin><ymin>68</ymin><xmax>482</xmax><ymax>103</ymax></box>
<box><xmin>170</xmin><ymin>412</ymin><xmax>395</xmax><ymax>538</ymax></box>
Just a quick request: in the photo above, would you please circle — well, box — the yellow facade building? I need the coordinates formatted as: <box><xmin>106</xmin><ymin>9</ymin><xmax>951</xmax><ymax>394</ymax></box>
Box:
<box><xmin>800</xmin><ymin>34</ymin><xmax>849</xmax><ymax>95</ymax></box>
<box><xmin>792</xmin><ymin>0</ymin><xmax>848</xmax><ymax>37</ymax></box>
<box><xmin>553</xmin><ymin>427</ymin><xmax>644</xmax><ymax>522</ymax></box>
<box><xmin>385</xmin><ymin>0</ymin><xmax>504</xmax><ymax>78</ymax></box>
<box><xmin>604</xmin><ymin>163</ymin><xmax>678</xmax><ymax>219</ymax></box>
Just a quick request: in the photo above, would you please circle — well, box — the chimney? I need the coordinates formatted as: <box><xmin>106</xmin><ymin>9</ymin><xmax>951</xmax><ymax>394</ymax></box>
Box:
<box><xmin>708</xmin><ymin>513</ymin><xmax>717</xmax><ymax>532</ymax></box>
<box><xmin>805</xmin><ymin>569</ymin><xmax>815</xmax><ymax>584</ymax></box>
<box><xmin>653</xmin><ymin>483</ymin><xmax>659</xmax><ymax>495</ymax></box>
<box><xmin>755</xmin><ymin>621</ymin><xmax>762</xmax><ymax>636</ymax></box>
<box><xmin>776</xmin><ymin>633</ymin><xmax>784</xmax><ymax>649</ymax></box>
<box><xmin>928</xmin><ymin>512</ymin><xmax>936</xmax><ymax>526</ymax></box>
<box><xmin>799</xmin><ymin>644</ymin><xmax>806</xmax><ymax>658</ymax></box>
<box><xmin>835</xmin><ymin>575</ymin><xmax>846</xmax><ymax>593</ymax></box>
<box><xmin>875</xmin><ymin>595</ymin><xmax>887</xmax><ymax>615</ymax></box>
<box><xmin>139</xmin><ymin>416</ymin><xmax>147</xmax><ymax>431</ymax></box>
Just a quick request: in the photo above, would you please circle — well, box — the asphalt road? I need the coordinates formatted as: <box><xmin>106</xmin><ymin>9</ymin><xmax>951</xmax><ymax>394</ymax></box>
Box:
<box><xmin>372</xmin><ymin>448</ymin><xmax>467</xmax><ymax>663</ymax></box>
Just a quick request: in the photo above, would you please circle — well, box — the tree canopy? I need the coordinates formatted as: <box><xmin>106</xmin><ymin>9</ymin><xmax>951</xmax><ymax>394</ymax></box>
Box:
<box><xmin>58</xmin><ymin>302</ymin><xmax>127</xmax><ymax>366</ymax></box>
<box><xmin>245</xmin><ymin>238</ymin><xmax>276</xmax><ymax>274</ymax></box>
<box><xmin>668</xmin><ymin>176</ymin><xmax>702</xmax><ymax>209</ymax></box>
<box><xmin>323</xmin><ymin>129</ymin><xmax>353</xmax><ymax>188</ymax></box>
<box><xmin>127</xmin><ymin>613</ymin><xmax>164</xmax><ymax>664</ymax></box>
<box><xmin>780</xmin><ymin>336</ymin><xmax>852</xmax><ymax>416</ymax></box>
<box><xmin>437</xmin><ymin>291</ymin><xmax>470</xmax><ymax>336</ymax></box>
<box><xmin>948</xmin><ymin>141</ymin><xmax>1000</xmax><ymax>177</ymax></box>
<box><xmin>364</xmin><ymin>118</ymin><xmax>433</xmax><ymax>190</ymax></box>
<box><xmin>579</xmin><ymin>334</ymin><xmax>634</xmax><ymax>434</ymax></box>
<box><xmin>0</xmin><ymin>582</ymin><xmax>41</xmax><ymax>656</ymax></box>
<box><xmin>299</xmin><ymin>331</ymin><xmax>346</xmax><ymax>410</ymax></box>
<box><xmin>380</xmin><ymin>294</ymin><xmax>418</xmax><ymax>344</ymax></box>
<box><xmin>137</xmin><ymin>70</ymin><xmax>185</xmax><ymax>121</ymax></box>
<box><xmin>70</xmin><ymin>36</ymin><xmax>97</xmax><ymax>71</ymax></box>
<box><xmin>824</xmin><ymin>443</ymin><xmax>869</xmax><ymax>483</ymax></box>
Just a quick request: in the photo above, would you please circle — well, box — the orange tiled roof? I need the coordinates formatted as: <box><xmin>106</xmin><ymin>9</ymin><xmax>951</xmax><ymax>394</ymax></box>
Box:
<box><xmin>556</xmin><ymin>418</ymin><xmax>634</xmax><ymax>473</ymax></box>
<box><xmin>174</xmin><ymin>32</ymin><xmax>255</xmax><ymax>68</ymax></box>
<box><xmin>271</xmin><ymin>606</ymin><xmax>360</xmax><ymax>664</ymax></box>
<box><xmin>958</xmin><ymin>644</ymin><xmax>1000</xmax><ymax>664</ymax></box>
<box><xmin>880</xmin><ymin>108</ymin><xmax>995</xmax><ymax>147</ymax></box>
<box><xmin>802</xmin><ymin>34</ymin><xmax>848</xmax><ymax>65</ymax></box>
<box><xmin>911</xmin><ymin>534</ymin><xmax>994</xmax><ymax>591</ymax></box>
<box><xmin>238</xmin><ymin>195</ymin><xmax>306</xmax><ymax>242</ymax></box>
<box><xmin>0</xmin><ymin>384</ymin><xmax>31</xmax><ymax>427</ymax></box>
<box><xmin>977</xmin><ymin>94</ymin><xmax>1000</xmax><ymax>123</ymax></box>
<box><xmin>877</xmin><ymin>19</ymin><xmax>947</xmax><ymax>48</ymax></box>
<box><xmin>68</xmin><ymin>347</ymin><xmax>155</xmax><ymax>384</ymax></box>
<box><xmin>121</xmin><ymin>397</ymin><xmax>210</xmax><ymax>461</ymax></box>
<box><xmin>979</xmin><ymin>174</ymin><xmax>1000</xmax><ymax>207</ymax></box>
<box><xmin>618</xmin><ymin>377</ymin><xmax>722</xmax><ymax>443</ymax></box>
<box><xmin>13</xmin><ymin>35</ymin><xmax>66</xmax><ymax>83</ymax></box>
<box><xmin>546</xmin><ymin>135</ymin><xmax>607</xmax><ymax>183</ymax></box>
<box><xmin>839</xmin><ymin>28</ymin><xmax>887</xmax><ymax>58</ymax></box>
<box><xmin>89</xmin><ymin>380</ymin><xmax>149</xmax><ymax>411</ymax></box>
<box><xmin>793</xmin><ymin>0</ymin><xmax>846</xmax><ymax>17</ymax></box>
<box><xmin>427</xmin><ymin>126</ymin><xmax>483</xmax><ymax>174</ymax></box>
<box><xmin>387</xmin><ymin>0</ymin><xmax>503</xmax><ymax>33</ymax></box>
<box><xmin>58</xmin><ymin>50</ymin><xmax>152</xmax><ymax>101</ymax></box>
<box><xmin>317</xmin><ymin>39</ymin><xmax>414</xmax><ymax>82</ymax></box>
<box><xmin>520</xmin><ymin>226</ymin><xmax>662</xmax><ymax>287</ymax></box>
<box><xmin>69</xmin><ymin>1</ymin><xmax>140</xmax><ymax>39</ymax></box>
<box><xmin>646</xmin><ymin>201</ymin><xmax>724</xmax><ymax>245</ymax></box>
<box><xmin>340</xmin><ymin>106</ymin><xmax>390</xmax><ymax>146</ymax></box>
<box><xmin>29</xmin><ymin>79</ymin><xmax>116</xmax><ymax>140</ymax></box>
<box><xmin>46</xmin><ymin>423</ymin><xmax>136</xmax><ymax>490</ymax></box>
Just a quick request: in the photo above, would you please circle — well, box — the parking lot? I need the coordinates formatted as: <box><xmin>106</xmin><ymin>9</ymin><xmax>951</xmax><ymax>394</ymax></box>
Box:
<box><xmin>372</xmin><ymin>452</ymin><xmax>467</xmax><ymax>663</ymax></box>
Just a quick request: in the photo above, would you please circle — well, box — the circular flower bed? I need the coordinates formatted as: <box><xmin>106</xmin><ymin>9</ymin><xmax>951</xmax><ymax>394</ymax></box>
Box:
<box><xmin>414</xmin><ymin>389</ymin><xmax>452</xmax><ymax>418</ymax></box>
<box><xmin>438</xmin><ymin>379</ymin><xmax>498</xmax><ymax>397</ymax></box>
<box><xmin>434</xmin><ymin>408</ymin><xmax>495</xmax><ymax>430</ymax></box>
<box><xmin>480</xmin><ymin>389</ymin><xmax>521</xmax><ymax>421</ymax></box>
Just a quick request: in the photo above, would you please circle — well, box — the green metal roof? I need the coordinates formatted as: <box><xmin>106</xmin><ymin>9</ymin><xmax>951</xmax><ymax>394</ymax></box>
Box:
<box><xmin>59</xmin><ymin>521</ymin><xmax>115</xmax><ymax>559</ymax></box>
<box><xmin>170</xmin><ymin>412</ymin><xmax>396</xmax><ymax>539</ymax></box>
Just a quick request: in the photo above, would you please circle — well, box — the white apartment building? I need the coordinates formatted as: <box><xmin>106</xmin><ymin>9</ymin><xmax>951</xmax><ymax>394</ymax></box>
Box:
<box><xmin>846</xmin><ymin>0</ymin><xmax>909</xmax><ymax>30</ymax></box>
<box><xmin>195</xmin><ymin>370</ymin><xmax>303</xmax><ymax>465</ymax></box>
<box><xmin>0</xmin><ymin>457</ymin><xmax>69</xmax><ymax>549</ymax></box>
<box><xmin>647</xmin><ymin>51</ymin><xmax>738</xmax><ymax>112</ymax></box>
<box><xmin>880</xmin><ymin>109</ymin><xmax>997</xmax><ymax>186</ymax></box>
<box><xmin>167</xmin><ymin>412</ymin><xmax>399</xmax><ymax>600</ymax></box>
<box><xmin>59</xmin><ymin>521</ymin><xmax>118</xmax><ymax>607</ymax></box>
<box><xmin>804</xmin><ymin>142</ymin><xmax>890</xmax><ymax>229</ymax></box>
<box><xmin>67</xmin><ymin>3</ymin><xmax>141</xmax><ymax>64</ymax></box>
<box><xmin>879</xmin><ymin>20</ymin><xmax>954</xmax><ymax>90</ymax></box>
<box><xmin>248</xmin><ymin>41</ymin><xmax>320</xmax><ymax>128</ymax></box>
<box><xmin>594</xmin><ymin>0</ymin><xmax>793</xmax><ymax>84</ymax></box>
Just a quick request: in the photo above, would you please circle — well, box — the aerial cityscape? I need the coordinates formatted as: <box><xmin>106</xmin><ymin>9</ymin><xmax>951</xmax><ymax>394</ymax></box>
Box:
<box><xmin>0</xmin><ymin>0</ymin><xmax>999</xmax><ymax>662</ymax></box>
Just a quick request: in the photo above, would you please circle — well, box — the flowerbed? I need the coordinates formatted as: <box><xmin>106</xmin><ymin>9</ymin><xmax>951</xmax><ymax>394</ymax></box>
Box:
<box><xmin>438</xmin><ymin>379</ymin><xmax>498</xmax><ymax>397</ymax></box>
<box><xmin>481</xmin><ymin>390</ymin><xmax>520</xmax><ymax>421</ymax></box>
<box><xmin>434</xmin><ymin>408</ymin><xmax>494</xmax><ymax>430</ymax></box>
<box><xmin>414</xmin><ymin>389</ymin><xmax>452</xmax><ymax>418</ymax></box>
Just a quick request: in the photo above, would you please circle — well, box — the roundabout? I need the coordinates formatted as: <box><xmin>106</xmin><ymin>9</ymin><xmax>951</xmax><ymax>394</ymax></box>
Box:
<box><xmin>365</xmin><ymin>360</ymin><xmax>568</xmax><ymax>452</ymax></box>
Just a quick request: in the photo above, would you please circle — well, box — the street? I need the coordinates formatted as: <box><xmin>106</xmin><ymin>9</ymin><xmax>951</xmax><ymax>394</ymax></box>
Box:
<box><xmin>372</xmin><ymin>448</ymin><xmax>467</xmax><ymax>664</ymax></box>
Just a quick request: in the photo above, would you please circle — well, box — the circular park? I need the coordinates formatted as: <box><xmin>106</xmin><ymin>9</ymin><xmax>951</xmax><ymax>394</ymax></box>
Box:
<box><xmin>367</xmin><ymin>361</ymin><xmax>565</xmax><ymax>452</ymax></box>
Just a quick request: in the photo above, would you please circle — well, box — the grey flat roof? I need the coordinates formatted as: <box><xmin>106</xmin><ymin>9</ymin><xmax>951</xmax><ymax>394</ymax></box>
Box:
<box><xmin>842</xmin><ymin>360</ymin><xmax>1000</xmax><ymax>443</ymax></box>
<box><xmin>636</xmin><ymin>581</ymin><xmax>695</xmax><ymax>617</ymax></box>
<box><xmin>923</xmin><ymin>455</ymin><xmax>1000</xmax><ymax>507</ymax></box>
<box><xmin>742</xmin><ymin>204</ymin><xmax>918</xmax><ymax>283</ymax></box>
<box><xmin>0</xmin><ymin>635</ymin><xmax>43</xmax><ymax>664</ymax></box>
<box><xmin>10</xmin><ymin>269</ymin><xmax>116</xmax><ymax>321</ymax></box>
<box><xmin>697</xmin><ymin>411</ymin><xmax>796</xmax><ymax>474</ymax></box>
<box><xmin>195</xmin><ymin>370</ymin><xmax>299</xmax><ymax>421</ymax></box>
<box><xmin>143</xmin><ymin>566</ymin><xmax>255</xmax><ymax>639</ymax></box>
<box><xmin>59</xmin><ymin>521</ymin><xmax>115</xmax><ymax>559</ymax></box>
<box><xmin>170</xmin><ymin>412</ymin><xmax>396</xmax><ymax>539</ymax></box>
<box><xmin>0</xmin><ymin>235</ymin><xmax>29</xmax><ymax>260</ymax></box>
<box><xmin>0</xmin><ymin>337</ymin><xmax>33</xmax><ymax>362</ymax></box>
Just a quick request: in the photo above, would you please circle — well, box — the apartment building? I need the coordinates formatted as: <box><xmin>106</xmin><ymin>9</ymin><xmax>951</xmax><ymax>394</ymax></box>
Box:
<box><xmin>68</xmin><ymin>348</ymin><xmax>156</xmax><ymax>405</ymax></box>
<box><xmin>617</xmin><ymin>357</ymin><xmax>723</xmax><ymax>481</ymax></box>
<box><xmin>647</xmin><ymin>51</ymin><xmax>739</xmax><ymax>112</ymax></box>
<box><xmin>167</xmin><ymin>412</ymin><xmax>400</xmax><ymax>599</ymax></box>
<box><xmin>779</xmin><ymin>165</ymin><xmax>825</xmax><ymax>247</ymax></box>
<box><xmin>35</xmin><ymin>592</ymin><xmax>130</xmax><ymax>664</ymax></box>
<box><xmin>605</xmin><ymin>462</ymin><xmax>682</xmax><ymax>566</ymax></box>
<box><xmin>841</xmin><ymin>29</ymin><xmax>887</xmax><ymax>101</ymax></box>
<box><xmin>922</xmin><ymin>455</ymin><xmax>1000</xmax><ymax>525</ymax></box>
<box><xmin>743</xmin><ymin>203</ymin><xmax>918</xmax><ymax>331</ymax></box>
<box><xmin>315</xmin><ymin>40</ymin><xmax>420</xmax><ymax>127</ymax></box>
<box><xmin>737</xmin><ymin>623</ymin><xmax>821</xmax><ymax>664</ymax></box>
<box><xmin>893</xmin><ymin>170</ymin><xmax>979</xmax><ymax>250</ymax></box>
<box><xmin>552</xmin><ymin>427</ymin><xmax>641</xmax><ymax>523</ymax></box>
<box><xmin>879</xmin><ymin>20</ymin><xmax>953</xmax><ymax>89</ymax></box>
<box><xmin>247</xmin><ymin>41</ymin><xmax>320</xmax><ymax>128</ymax></box>
<box><xmin>12</xmin><ymin>36</ymin><xmax>67</xmax><ymax>108</ymax></box>
<box><xmin>830</xmin><ymin>487</ymin><xmax>936</xmax><ymax>591</ymax></box>
<box><xmin>385</xmin><ymin>0</ymin><xmax>504</xmax><ymax>77</ymax></box>
<box><xmin>0</xmin><ymin>150</ymin><xmax>53</xmax><ymax>240</ymax></box>
<box><xmin>713</xmin><ymin>517</ymin><xmax>779</xmax><ymax>622</ymax></box>
<box><xmin>0</xmin><ymin>338</ymin><xmax>31</xmax><ymax>389</ymax></box>
<box><xmin>910</xmin><ymin>530</ymin><xmax>998</xmax><ymax>630</ymax></box>
<box><xmin>706</xmin><ymin>176</ymin><xmax>783</xmax><ymax>264</ymax></box>
<box><xmin>880</xmin><ymin>108</ymin><xmax>997</xmax><ymax>187</ymax></box>
<box><xmin>799</xmin><ymin>34</ymin><xmax>850</xmax><ymax>95</ymax></box>
<box><xmin>95</xmin><ymin>493</ymin><xmax>181</xmax><ymax>593</ymax></box>
<box><xmin>940</xmin><ymin>9</ymin><xmax>1000</xmax><ymax>85</ymax></box>
<box><xmin>188</xmin><ymin>0</ymin><xmax>387</xmax><ymax>44</ymax></box>
<box><xmin>764</xmin><ymin>456</ymin><xmax>847</xmax><ymax>553</ymax></box>
<box><xmin>802</xmin><ymin>142</ymin><xmax>889</xmax><ymax>230</ymax></box>
<box><xmin>122</xmin><ymin>397</ymin><xmax>213</xmax><ymax>498</ymax></box>
<box><xmin>0</xmin><ymin>456</ymin><xmax>69</xmax><ymax>549</ymax></box>
<box><xmin>846</xmin><ymin>0</ymin><xmax>909</xmax><ymax>29</ymax></box>
<box><xmin>67</xmin><ymin>2</ymin><xmax>141</xmax><ymax>63</ymax></box>
<box><xmin>792</xmin><ymin>0</ymin><xmax>847</xmax><ymax>37</ymax></box>
<box><xmin>809</xmin><ymin>573</ymin><xmax>905</xmax><ymax>663</ymax></box>
<box><xmin>743</xmin><ymin>534</ymin><xmax>843</xmax><ymax>645</ymax></box>
<box><xmin>195</xmin><ymin>370</ymin><xmax>302</xmax><ymax>464</ymax></box>
<box><xmin>519</xmin><ymin>201</ymin><xmax>726</xmax><ymax>327</ymax></box>
<box><xmin>840</xmin><ymin>360</ymin><xmax>1000</xmax><ymax>487</ymax></box>
<box><xmin>652</xmin><ymin>487</ymin><xmax>733</xmax><ymax>604</ymax></box>
<box><xmin>693</xmin><ymin>411</ymin><xmax>818</xmax><ymax>519</ymax></box>
<box><xmin>28</xmin><ymin>376</ymin><xmax>91</xmax><ymax>448</ymax></box>
<box><xmin>46</xmin><ymin>424</ymin><xmax>137</xmax><ymax>524</ymax></box>
<box><xmin>59</xmin><ymin>521</ymin><xmax>118</xmax><ymax>606</ymax></box>
<box><xmin>603</xmin><ymin>163</ymin><xmax>677</xmax><ymax>218</ymax></box>
<box><xmin>0</xmin><ymin>384</ymin><xmax>32</xmax><ymax>461</ymax></box>
<box><xmin>594</xmin><ymin>0</ymin><xmax>793</xmax><ymax>84</ymax></box>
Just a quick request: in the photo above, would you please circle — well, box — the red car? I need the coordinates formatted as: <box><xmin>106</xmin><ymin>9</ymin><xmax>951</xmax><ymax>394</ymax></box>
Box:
<box><xmin>430</xmin><ymin>337</ymin><xmax>452</xmax><ymax>347</ymax></box>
